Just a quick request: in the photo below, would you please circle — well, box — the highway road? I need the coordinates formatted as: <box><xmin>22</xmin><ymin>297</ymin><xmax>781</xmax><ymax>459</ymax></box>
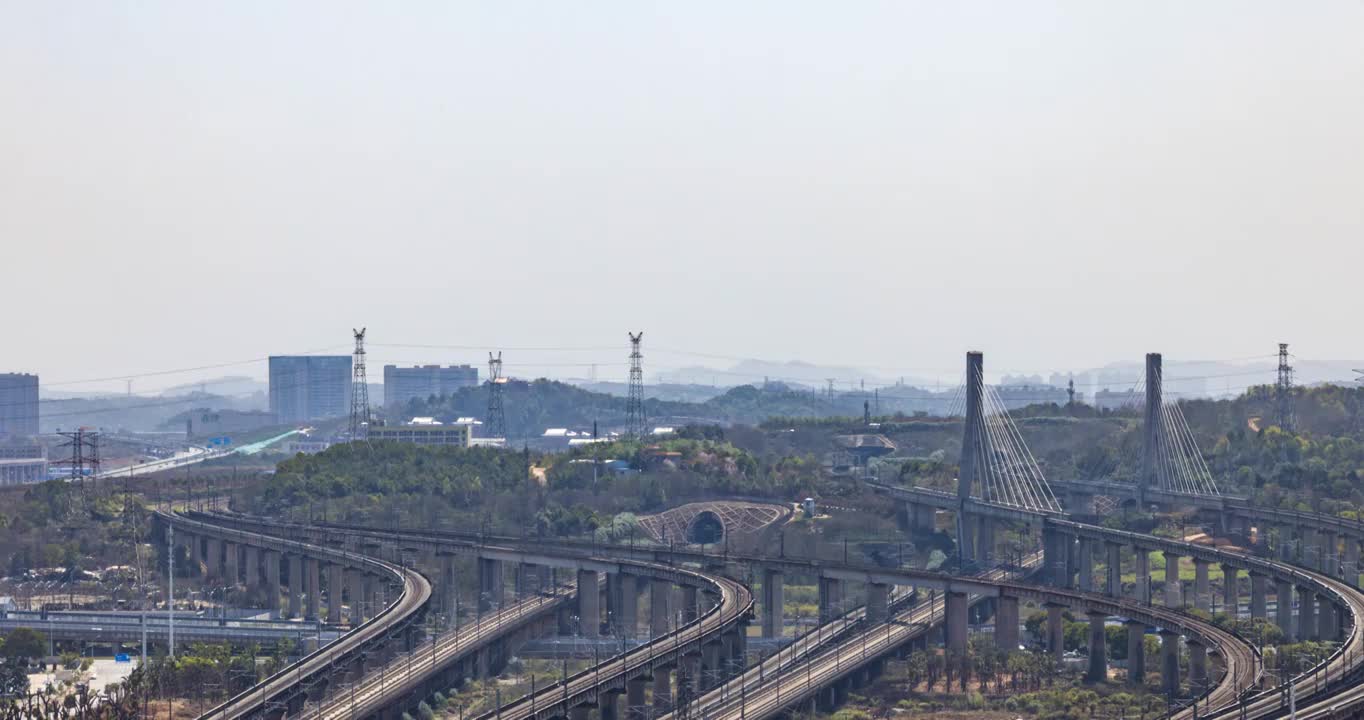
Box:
<box><xmin>96</xmin><ymin>444</ymin><xmax>216</xmax><ymax>479</ymax></box>
<box><xmin>98</xmin><ymin>429</ymin><xmax>300</xmax><ymax>479</ymax></box>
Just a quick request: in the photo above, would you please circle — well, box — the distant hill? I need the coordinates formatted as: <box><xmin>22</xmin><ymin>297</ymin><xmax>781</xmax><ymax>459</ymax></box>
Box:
<box><xmin>387</xmin><ymin>378</ymin><xmax>954</xmax><ymax>440</ymax></box>
<box><xmin>573</xmin><ymin>381</ymin><xmax>729</xmax><ymax>404</ymax></box>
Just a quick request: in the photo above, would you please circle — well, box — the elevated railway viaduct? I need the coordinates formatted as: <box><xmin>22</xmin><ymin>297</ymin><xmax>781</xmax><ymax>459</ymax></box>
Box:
<box><xmin>159</xmin><ymin>350</ymin><xmax>1364</xmax><ymax>720</ymax></box>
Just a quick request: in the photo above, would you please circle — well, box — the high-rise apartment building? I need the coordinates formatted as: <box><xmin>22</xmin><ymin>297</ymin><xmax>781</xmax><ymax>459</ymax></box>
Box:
<box><xmin>0</xmin><ymin>373</ymin><xmax>39</xmax><ymax>437</ymax></box>
<box><xmin>268</xmin><ymin>356</ymin><xmax>352</xmax><ymax>424</ymax></box>
<box><xmin>383</xmin><ymin>364</ymin><xmax>479</xmax><ymax>408</ymax></box>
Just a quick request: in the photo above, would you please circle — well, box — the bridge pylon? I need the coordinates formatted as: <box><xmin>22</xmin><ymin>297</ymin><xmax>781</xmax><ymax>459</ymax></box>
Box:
<box><xmin>1141</xmin><ymin>352</ymin><xmax>1162</xmax><ymax>506</ymax></box>
<box><xmin>958</xmin><ymin>351</ymin><xmax>985</xmax><ymax>562</ymax></box>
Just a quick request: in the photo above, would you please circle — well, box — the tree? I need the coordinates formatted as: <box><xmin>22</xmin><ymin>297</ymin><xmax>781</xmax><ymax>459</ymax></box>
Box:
<box><xmin>1</xmin><ymin>629</ymin><xmax>45</xmax><ymax>662</ymax></box>
<box><xmin>0</xmin><ymin>664</ymin><xmax>26</xmax><ymax>698</ymax></box>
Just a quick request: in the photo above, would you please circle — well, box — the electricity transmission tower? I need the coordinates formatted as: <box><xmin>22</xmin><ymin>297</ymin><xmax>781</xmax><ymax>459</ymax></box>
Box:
<box><xmin>626</xmin><ymin>332</ymin><xmax>646</xmax><ymax>439</ymax></box>
<box><xmin>486</xmin><ymin>351</ymin><xmax>507</xmax><ymax>438</ymax></box>
<box><xmin>54</xmin><ymin>428</ymin><xmax>100</xmax><ymax>503</ymax></box>
<box><xmin>349</xmin><ymin>328</ymin><xmax>371</xmax><ymax>439</ymax></box>
<box><xmin>1275</xmin><ymin>342</ymin><xmax>1295</xmax><ymax>432</ymax></box>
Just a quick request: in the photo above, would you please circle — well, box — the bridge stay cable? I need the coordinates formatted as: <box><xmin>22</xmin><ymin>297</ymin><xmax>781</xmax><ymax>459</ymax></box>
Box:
<box><xmin>959</xmin><ymin>368</ymin><xmax>1061</xmax><ymax>514</ymax></box>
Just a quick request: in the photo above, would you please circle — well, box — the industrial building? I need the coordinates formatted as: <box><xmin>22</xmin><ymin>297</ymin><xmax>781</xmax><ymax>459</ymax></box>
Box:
<box><xmin>382</xmin><ymin>364</ymin><xmax>479</xmax><ymax>408</ymax></box>
<box><xmin>0</xmin><ymin>373</ymin><xmax>39</xmax><ymax>437</ymax></box>
<box><xmin>994</xmin><ymin>383</ymin><xmax>1069</xmax><ymax>410</ymax></box>
<box><xmin>268</xmin><ymin>356</ymin><xmax>352</xmax><ymax>424</ymax></box>
<box><xmin>1094</xmin><ymin>388</ymin><xmax>1141</xmax><ymax>412</ymax></box>
<box><xmin>368</xmin><ymin>418</ymin><xmax>471</xmax><ymax>447</ymax></box>
<box><xmin>0</xmin><ymin>445</ymin><xmax>47</xmax><ymax>486</ymax></box>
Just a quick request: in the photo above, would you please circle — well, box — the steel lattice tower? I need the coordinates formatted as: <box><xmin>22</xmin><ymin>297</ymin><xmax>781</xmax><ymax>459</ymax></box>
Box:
<box><xmin>54</xmin><ymin>428</ymin><xmax>100</xmax><ymax>504</ymax></box>
<box><xmin>1276</xmin><ymin>342</ymin><xmax>1295</xmax><ymax>432</ymax></box>
<box><xmin>486</xmin><ymin>351</ymin><xmax>507</xmax><ymax>438</ymax></box>
<box><xmin>626</xmin><ymin>332</ymin><xmax>646</xmax><ymax>438</ymax></box>
<box><xmin>349</xmin><ymin>328</ymin><xmax>371</xmax><ymax>439</ymax></box>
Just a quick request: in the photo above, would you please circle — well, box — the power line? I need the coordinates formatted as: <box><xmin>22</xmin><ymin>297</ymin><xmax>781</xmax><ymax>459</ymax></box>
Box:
<box><xmin>36</xmin><ymin>345</ymin><xmax>350</xmax><ymax>388</ymax></box>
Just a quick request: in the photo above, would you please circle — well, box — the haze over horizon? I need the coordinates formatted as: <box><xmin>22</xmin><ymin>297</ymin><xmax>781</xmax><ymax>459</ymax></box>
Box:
<box><xmin>4</xmin><ymin>2</ymin><xmax>1362</xmax><ymax>391</ymax></box>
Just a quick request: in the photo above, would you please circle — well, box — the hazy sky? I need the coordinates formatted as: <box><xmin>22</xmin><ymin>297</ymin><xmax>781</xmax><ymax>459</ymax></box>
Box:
<box><xmin>3</xmin><ymin>2</ymin><xmax>1362</xmax><ymax>392</ymax></box>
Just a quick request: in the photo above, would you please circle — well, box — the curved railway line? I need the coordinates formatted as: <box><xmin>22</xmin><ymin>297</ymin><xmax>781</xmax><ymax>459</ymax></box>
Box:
<box><xmin>158</xmin><ymin>511</ymin><xmax>431</xmax><ymax>720</ymax></box>
<box><xmin>207</xmin><ymin>515</ymin><xmax>1281</xmax><ymax>719</ymax></box>
<box><xmin>171</xmin><ymin>498</ymin><xmax>1364</xmax><ymax>720</ymax></box>
<box><xmin>307</xmin><ymin>585</ymin><xmax>576</xmax><ymax>719</ymax></box>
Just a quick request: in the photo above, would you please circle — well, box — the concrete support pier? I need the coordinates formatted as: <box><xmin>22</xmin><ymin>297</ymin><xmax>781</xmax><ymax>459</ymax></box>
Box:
<box><xmin>577</xmin><ymin>569</ymin><xmax>600</xmax><ymax>637</ymax></box>
<box><xmin>945</xmin><ymin>591</ymin><xmax>969</xmax><ymax>657</ymax></box>
<box><xmin>1106</xmin><ymin>543</ymin><xmax>1122</xmax><ymax>597</ymax></box>
<box><xmin>652</xmin><ymin>667</ymin><xmax>672</xmax><ymax>715</ymax></box>
<box><xmin>1193</xmin><ymin>559</ymin><xmax>1210</xmax><ymax>613</ymax></box>
<box><xmin>1163</xmin><ymin>552</ymin><xmax>1181</xmax><ymax>607</ymax></box>
<box><xmin>327</xmin><ymin>563</ymin><xmax>343</xmax><ymax>624</ymax></box>
<box><xmin>1299</xmin><ymin>586</ymin><xmax>1317</xmax><ymax>640</ymax></box>
<box><xmin>681</xmin><ymin>585</ymin><xmax>699</xmax><ymax>623</ymax></box>
<box><xmin>1126</xmin><ymin>621</ymin><xmax>1146</xmax><ymax>686</ymax></box>
<box><xmin>1046</xmin><ymin>603</ymin><xmax>1065</xmax><ymax>659</ymax></box>
<box><xmin>1222</xmin><ymin>565</ymin><xmax>1239</xmax><ymax>616</ymax></box>
<box><xmin>349</xmin><ymin>569</ymin><xmax>366</xmax><ymax>625</ymax></box>
<box><xmin>287</xmin><ymin>554</ymin><xmax>303</xmax><ymax>620</ymax></box>
<box><xmin>305</xmin><ymin>557</ymin><xmax>321</xmax><ymax>622</ymax></box>
<box><xmin>761</xmin><ymin>569</ymin><xmax>784</xmax><ymax>638</ymax></box>
<box><xmin>867</xmin><ymin>583</ymin><xmax>890</xmax><ymax>624</ymax></box>
<box><xmin>1160</xmin><ymin>630</ymin><xmax>1180</xmax><ymax>698</ymax></box>
<box><xmin>1250</xmin><ymin>573</ymin><xmax>1268</xmax><ymax>619</ymax></box>
<box><xmin>818</xmin><ymin>577</ymin><xmax>845</xmax><ymax>622</ymax></box>
<box><xmin>652</xmin><ymin>579</ymin><xmax>672</xmax><ymax>637</ymax></box>
<box><xmin>440</xmin><ymin>554</ymin><xmax>457</xmax><ymax>617</ymax></box>
<box><xmin>479</xmin><ymin>557</ymin><xmax>503</xmax><ymax>611</ymax></box>
<box><xmin>244</xmin><ymin>547</ymin><xmax>260</xmax><ymax>600</ymax></box>
<box><xmin>995</xmin><ymin>595</ymin><xmax>1019</xmax><ymax>651</ymax></box>
<box><xmin>1078</xmin><ymin>540</ymin><xmax>1093</xmax><ymax>592</ymax></box>
<box><xmin>264</xmin><ymin>550</ymin><xmax>281</xmax><ymax>618</ymax></box>
<box><xmin>223</xmin><ymin>542</ymin><xmax>239</xmax><ymax>588</ymax></box>
<box><xmin>1133</xmin><ymin>548</ymin><xmax>1150</xmax><ymax>604</ymax></box>
<box><xmin>1086</xmin><ymin>611</ymin><xmax>1107</xmax><ymax>683</ymax></box>
<box><xmin>626</xmin><ymin>678</ymin><xmax>647</xmax><ymax>720</ymax></box>
<box><xmin>1347</xmin><ymin>540</ymin><xmax>1361</xmax><ymax>587</ymax></box>
<box><xmin>1276</xmin><ymin>579</ymin><xmax>1294</xmax><ymax>639</ymax></box>
<box><xmin>1188</xmin><ymin>639</ymin><xmax>1208</xmax><ymax>688</ymax></box>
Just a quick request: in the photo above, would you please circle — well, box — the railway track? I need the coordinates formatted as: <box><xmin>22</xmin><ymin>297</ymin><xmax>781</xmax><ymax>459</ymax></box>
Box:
<box><xmin>186</xmin><ymin>508</ymin><xmax>1364</xmax><ymax>719</ymax></box>
<box><xmin>664</xmin><ymin>553</ymin><xmax>1041</xmax><ymax>719</ymax></box>
<box><xmin>304</xmin><ymin>584</ymin><xmax>576</xmax><ymax>719</ymax></box>
<box><xmin>158</xmin><ymin>512</ymin><xmax>431</xmax><ymax>720</ymax></box>
<box><xmin>467</xmin><ymin>566</ymin><xmax>751</xmax><ymax>720</ymax></box>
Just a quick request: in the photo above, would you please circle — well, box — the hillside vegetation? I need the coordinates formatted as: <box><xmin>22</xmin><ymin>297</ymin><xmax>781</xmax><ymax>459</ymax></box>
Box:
<box><xmin>243</xmin><ymin>427</ymin><xmax>825</xmax><ymax>537</ymax></box>
<box><xmin>389</xmin><ymin>379</ymin><xmax>942</xmax><ymax>439</ymax></box>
